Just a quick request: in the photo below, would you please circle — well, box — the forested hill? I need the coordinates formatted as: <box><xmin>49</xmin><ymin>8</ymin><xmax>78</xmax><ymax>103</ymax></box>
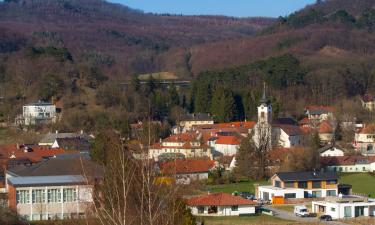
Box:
<box><xmin>0</xmin><ymin>0</ymin><xmax>274</xmax><ymax>77</ymax></box>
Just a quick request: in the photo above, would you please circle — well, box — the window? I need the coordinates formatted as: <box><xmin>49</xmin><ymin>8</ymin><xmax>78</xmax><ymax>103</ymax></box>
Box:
<box><xmin>284</xmin><ymin>193</ymin><xmax>296</xmax><ymax>199</ymax></box>
<box><xmin>312</xmin><ymin>181</ymin><xmax>321</xmax><ymax>188</ymax></box>
<box><xmin>231</xmin><ymin>205</ymin><xmax>239</xmax><ymax>211</ymax></box>
<box><xmin>312</xmin><ymin>191</ymin><xmax>322</xmax><ymax>198</ymax></box>
<box><xmin>284</xmin><ymin>182</ymin><xmax>295</xmax><ymax>188</ymax></box>
<box><xmin>367</xmin><ymin>145</ymin><xmax>373</xmax><ymax>151</ymax></box>
<box><xmin>32</xmin><ymin>189</ymin><xmax>45</xmax><ymax>203</ymax></box>
<box><xmin>48</xmin><ymin>189</ymin><xmax>61</xmax><ymax>203</ymax></box>
<box><xmin>363</xmin><ymin>167</ymin><xmax>366</xmax><ymax>171</ymax></box>
<box><xmin>331</xmin><ymin>207</ymin><xmax>336</xmax><ymax>212</ymax></box>
<box><xmin>16</xmin><ymin>190</ymin><xmax>30</xmax><ymax>204</ymax></box>
<box><xmin>326</xmin><ymin>180</ymin><xmax>337</xmax><ymax>185</ymax></box>
<box><xmin>274</xmin><ymin>180</ymin><xmax>281</xmax><ymax>188</ymax></box>
<box><xmin>326</xmin><ymin>190</ymin><xmax>336</xmax><ymax>196</ymax></box>
<box><xmin>198</xmin><ymin>206</ymin><xmax>204</xmax><ymax>214</ymax></box>
<box><xmin>298</xmin><ymin>181</ymin><xmax>307</xmax><ymax>189</ymax></box>
<box><xmin>63</xmin><ymin>188</ymin><xmax>77</xmax><ymax>203</ymax></box>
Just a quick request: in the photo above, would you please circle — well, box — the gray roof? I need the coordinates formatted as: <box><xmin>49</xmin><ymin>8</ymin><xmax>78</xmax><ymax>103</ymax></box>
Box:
<box><xmin>39</xmin><ymin>132</ymin><xmax>91</xmax><ymax>144</ymax></box>
<box><xmin>8</xmin><ymin>175</ymin><xmax>86</xmax><ymax>187</ymax></box>
<box><xmin>276</xmin><ymin>171</ymin><xmax>338</xmax><ymax>182</ymax></box>
<box><xmin>25</xmin><ymin>102</ymin><xmax>54</xmax><ymax>107</ymax></box>
<box><xmin>7</xmin><ymin>158</ymin><xmax>103</xmax><ymax>178</ymax></box>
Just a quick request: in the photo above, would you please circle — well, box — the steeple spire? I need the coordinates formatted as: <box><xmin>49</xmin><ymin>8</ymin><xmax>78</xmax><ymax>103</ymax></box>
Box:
<box><xmin>260</xmin><ymin>82</ymin><xmax>267</xmax><ymax>104</ymax></box>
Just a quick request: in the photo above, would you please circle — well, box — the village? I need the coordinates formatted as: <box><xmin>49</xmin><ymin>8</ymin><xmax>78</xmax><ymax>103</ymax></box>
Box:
<box><xmin>0</xmin><ymin>87</ymin><xmax>375</xmax><ymax>225</ymax></box>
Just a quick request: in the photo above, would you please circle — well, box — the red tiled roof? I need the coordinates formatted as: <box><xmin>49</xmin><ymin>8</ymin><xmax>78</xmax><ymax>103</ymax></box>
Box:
<box><xmin>318</xmin><ymin>121</ymin><xmax>333</xmax><ymax>134</ymax></box>
<box><xmin>187</xmin><ymin>193</ymin><xmax>256</xmax><ymax>206</ymax></box>
<box><xmin>215</xmin><ymin>136</ymin><xmax>240</xmax><ymax>145</ymax></box>
<box><xmin>299</xmin><ymin>117</ymin><xmax>310</xmax><ymax>124</ymax></box>
<box><xmin>278</xmin><ymin>125</ymin><xmax>304</xmax><ymax>136</ymax></box>
<box><xmin>358</xmin><ymin>124</ymin><xmax>375</xmax><ymax>134</ymax></box>
<box><xmin>164</xmin><ymin>133</ymin><xmax>197</xmax><ymax>142</ymax></box>
<box><xmin>160</xmin><ymin>158</ymin><xmax>216</xmax><ymax>174</ymax></box>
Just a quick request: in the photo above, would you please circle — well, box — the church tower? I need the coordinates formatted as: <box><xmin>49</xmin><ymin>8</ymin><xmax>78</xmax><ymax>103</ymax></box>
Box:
<box><xmin>257</xmin><ymin>83</ymin><xmax>272</xmax><ymax>124</ymax></box>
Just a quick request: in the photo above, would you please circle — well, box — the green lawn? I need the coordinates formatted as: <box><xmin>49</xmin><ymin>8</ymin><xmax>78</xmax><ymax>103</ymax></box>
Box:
<box><xmin>196</xmin><ymin>214</ymin><xmax>295</xmax><ymax>225</ymax></box>
<box><xmin>204</xmin><ymin>180</ymin><xmax>269</xmax><ymax>194</ymax></box>
<box><xmin>339</xmin><ymin>173</ymin><xmax>375</xmax><ymax>197</ymax></box>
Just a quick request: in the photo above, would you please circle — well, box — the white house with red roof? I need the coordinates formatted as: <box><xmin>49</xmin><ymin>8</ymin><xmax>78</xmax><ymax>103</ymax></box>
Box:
<box><xmin>149</xmin><ymin>133</ymin><xmax>211</xmax><ymax>160</ymax></box>
<box><xmin>159</xmin><ymin>158</ymin><xmax>216</xmax><ymax>184</ymax></box>
<box><xmin>305</xmin><ymin>106</ymin><xmax>334</xmax><ymax>123</ymax></box>
<box><xmin>211</xmin><ymin>136</ymin><xmax>241</xmax><ymax>156</ymax></box>
<box><xmin>186</xmin><ymin>192</ymin><xmax>257</xmax><ymax>216</ymax></box>
<box><xmin>354</xmin><ymin>124</ymin><xmax>375</xmax><ymax>155</ymax></box>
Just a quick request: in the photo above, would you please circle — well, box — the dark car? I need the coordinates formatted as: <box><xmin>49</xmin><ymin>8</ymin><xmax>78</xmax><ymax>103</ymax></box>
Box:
<box><xmin>239</xmin><ymin>192</ymin><xmax>255</xmax><ymax>200</ymax></box>
<box><xmin>319</xmin><ymin>215</ymin><xmax>332</xmax><ymax>221</ymax></box>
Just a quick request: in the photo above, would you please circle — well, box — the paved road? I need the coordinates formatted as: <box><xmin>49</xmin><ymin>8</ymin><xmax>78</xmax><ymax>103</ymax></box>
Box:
<box><xmin>263</xmin><ymin>205</ymin><xmax>349</xmax><ymax>225</ymax></box>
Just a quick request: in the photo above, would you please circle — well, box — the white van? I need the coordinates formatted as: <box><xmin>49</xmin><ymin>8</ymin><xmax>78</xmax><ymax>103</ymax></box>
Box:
<box><xmin>294</xmin><ymin>205</ymin><xmax>309</xmax><ymax>217</ymax></box>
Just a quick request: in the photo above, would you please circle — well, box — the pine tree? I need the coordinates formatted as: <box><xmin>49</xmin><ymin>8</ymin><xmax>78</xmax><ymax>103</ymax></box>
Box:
<box><xmin>210</xmin><ymin>88</ymin><xmax>236</xmax><ymax>122</ymax></box>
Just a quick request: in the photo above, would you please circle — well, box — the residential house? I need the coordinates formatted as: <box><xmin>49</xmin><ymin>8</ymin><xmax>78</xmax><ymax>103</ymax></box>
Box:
<box><xmin>149</xmin><ymin>133</ymin><xmax>211</xmax><ymax>160</ymax></box>
<box><xmin>5</xmin><ymin>158</ymin><xmax>103</xmax><ymax>221</ymax></box>
<box><xmin>305</xmin><ymin>106</ymin><xmax>334</xmax><ymax>123</ymax></box>
<box><xmin>39</xmin><ymin>132</ymin><xmax>91</xmax><ymax>146</ymax></box>
<box><xmin>360</xmin><ymin>94</ymin><xmax>375</xmax><ymax>111</ymax></box>
<box><xmin>186</xmin><ymin>193</ymin><xmax>257</xmax><ymax>216</ymax></box>
<box><xmin>319</xmin><ymin>145</ymin><xmax>345</xmax><ymax>157</ymax></box>
<box><xmin>51</xmin><ymin>137</ymin><xmax>90</xmax><ymax>153</ymax></box>
<box><xmin>274</xmin><ymin>125</ymin><xmax>305</xmax><ymax>148</ymax></box>
<box><xmin>321</xmin><ymin>156</ymin><xmax>375</xmax><ymax>173</ymax></box>
<box><xmin>354</xmin><ymin>124</ymin><xmax>375</xmax><ymax>155</ymax></box>
<box><xmin>211</xmin><ymin>136</ymin><xmax>241</xmax><ymax>156</ymax></box>
<box><xmin>159</xmin><ymin>158</ymin><xmax>216</xmax><ymax>184</ymax></box>
<box><xmin>16</xmin><ymin>102</ymin><xmax>57</xmax><ymax>126</ymax></box>
<box><xmin>179</xmin><ymin>113</ymin><xmax>214</xmax><ymax>132</ymax></box>
<box><xmin>257</xmin><ymin>171</ymin><xmax>339</xmax><ymax>202</ymax></box>
<box><xmin>318</xmin><ymin>121</ymin><xmax>334</xmax><ymax>144</ymax></box>
<box><xmin>312</xmin><ymin>195</ymin><xmax>375</xmax><ymax>219</ymax></box>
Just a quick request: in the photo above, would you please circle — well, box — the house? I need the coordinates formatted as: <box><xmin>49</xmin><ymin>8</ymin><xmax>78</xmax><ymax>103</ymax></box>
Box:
<box><xmin>179</xmin><ymin>113</ymin><xmax>214</xmax><ymax>132</ymax></box>
<box><xmin>257</xmin><ymin>171</ymin><xmax>339</xmax><ymax>202</ymax></box>
<box><xmin>312</xmin><ymin>195</ymin><xmax>375</xmax><ymax>219</ymax></box>
<box><xmin>16</xmin><ymin>102</ymin><xmax>57</xmax><ymax>126</ymax></box>
<box><xmin>354</xmin><ymin>124</ymin><xmax>375</xmax><ymax>155</ymax></box>
<box><xmin>212</xmin><ymin>136</ymin><xmax>241</xmax><ymax>156</ymax></box>
<box><xmin>149</xmin><ymin>133</ymin><xmax>212</xmax><ymax>160</ymax></box>
<box><xmin>51</xmin><ymin>137</ymin><xmax>91</xmax><ymax>153</ymax></box>
<box><xmin>39</xmin><ymin>132</ymin><xmax>91</xmax><ymax>146</ymax></box>
<box><xmin>305</xmin><ymin>106</ymin><xmax>334</xmax><ymax>123</ymax></box>
<box><xmin>5</xmin><ymin>158</ymin><xmax>103</xmax><ymax>221</ymax></box>
<box><xmin>318</xmin><ymin>121</ymin><xmax>334</xmax><ymax>144</ymax></box>
<box><xmin>321</xmin><ymin>156</ymin><xmax>375</xmax><ymax>173</ymax></box>
<box><xmin>360</xmin><ymin>94</ymin><xmax>375</xmax><ymax>111</ymax></box>
<box><xmin>186</xmin><ymin>193</ymin><xmax>257</xmax><ymax>216</ymax></box>
<box><xmin>319</xmin><ymin>145</ymin><xmax>345</xmax><ymax>157</ymax></box>
<box><xmin>216</xmin><ymin>156</ymin><xmax>236</xmax><ymax>171</ymax></box>
<box><xmin>274</xmin><ymin>125</ymin><xmax>305</xmax><ymax>148</ymax></box>
<box><xmin>159</xmin><ymin>158</ymin><xmax>216</xmax><ymax>184</ymax></box>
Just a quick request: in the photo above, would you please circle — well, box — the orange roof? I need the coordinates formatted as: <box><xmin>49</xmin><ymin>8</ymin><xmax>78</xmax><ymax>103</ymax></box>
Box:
<box><xmin>215</xmin><ymin>121</ymin><xmax>256</xmax><ymax>129</ymax></box>
<box><xmin>215</xmin><ymin>136</ymin><xmax>240</xmax><ymax>145</ymax></box>
<box><xmin>187</xmin><ymin>193</ymin><xmax>256</xmax><ymax>206</ymax></box>
<box><xmin>318</xmin><ymin>121</ymin><xmax>333</xmax><ymax>134</ymax></box>
<box><xmin>160</xmin><ymin>158</ymin><xmax>216</xmax><ymax>174</ymax></box>
<box><xmin>358</xmin><ymin>124</ymin><xmax>375</xmax><ymax>134</ymax></box>
<box><xmin>163</xmin><ymin>133</ymin><xmax>197</xmax><ymax>143</ymax></box>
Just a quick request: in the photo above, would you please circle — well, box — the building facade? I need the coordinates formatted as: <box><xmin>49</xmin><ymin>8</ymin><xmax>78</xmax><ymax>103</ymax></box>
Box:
<box><xmin>18</xmin><ymin>102</ymin><xmax>57</xmax><ymax>126</ymax></box>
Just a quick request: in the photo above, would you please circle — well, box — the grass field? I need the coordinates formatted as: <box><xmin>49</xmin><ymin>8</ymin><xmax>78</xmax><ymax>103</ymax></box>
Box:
<box><xmin>196</xmin><ymin>215</ymin><xmax>296</xmax><ymax>225</ymax></box>
<box><xmin>339</xmin><ymin>173</ymin><xmax>375</xmax><ymax>197</ymax></box>
<box><xmin>204</xmin><ymin>180</ymin><xmax>269</xmax><ymax>194</ymax></box>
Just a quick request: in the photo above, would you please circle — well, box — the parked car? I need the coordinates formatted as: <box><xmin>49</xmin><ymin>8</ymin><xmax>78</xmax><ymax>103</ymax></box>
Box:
<box><xmin>307</xmin><ymin>213</ymin><xmax>317</xmax><ymax>217</ymax></box>
<box><xmin>294</xmin><ymin>205</ymin><xmax>309</xmax><ymax>217</ymax></box>
<box><xmin>239</xmin><ymin>192</ymin><xmax>256</xmax><ymax>200</ymax></box>
<box><xmin>320</xmin><ymin>215</ymin><xmax>333</xmax><ymax>221</ymax></box>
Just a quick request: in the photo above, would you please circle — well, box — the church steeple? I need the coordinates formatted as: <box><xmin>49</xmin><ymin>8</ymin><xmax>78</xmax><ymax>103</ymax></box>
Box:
<box><xmin>260</xmin><ymin>82</ymin><xmax>267</xmax><ymax>105</ymax></box>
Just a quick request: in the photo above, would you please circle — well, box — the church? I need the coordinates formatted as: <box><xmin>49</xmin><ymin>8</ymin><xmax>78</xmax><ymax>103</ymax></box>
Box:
<box><xmin>252</xmin><ymin>86</ymin><xmax>307</xmax><ymax>149</ymax></box>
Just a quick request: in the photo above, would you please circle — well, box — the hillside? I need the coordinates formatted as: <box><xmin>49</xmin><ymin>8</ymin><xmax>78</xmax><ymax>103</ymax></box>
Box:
<box><xmin>0</xmin><ymin>0</ymin><xmax>274</xmax><ymax>77</ymax></box>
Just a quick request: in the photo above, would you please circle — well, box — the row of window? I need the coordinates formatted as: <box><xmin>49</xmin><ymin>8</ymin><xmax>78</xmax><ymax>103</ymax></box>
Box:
<box><xmin>16</xmin><ymin>188</ymin><xmax>77</xmax><ymax>204</ymax></box>
<box><xmin>276</xmin><ymin>180</ymin><xmax>337</xmax><ymax>189</ymax></box>
<box><xmin>284</xmin><ymin>190</ymin><xmax>336</xmax><ymax>199</ymax></box>
<box><xmin>334</xmin><ymin>166</ymin><xmax>367</xmax><ymax>172</ymax></box>
<box><xmin>197</xmin><ymin>205</ymin><xmax>238</xmax><ymax>213</ymax></box>
<box><xmin>23</xmin><ymin>212</ymin><xmax>86</xmax><ymax>221</ymax></box>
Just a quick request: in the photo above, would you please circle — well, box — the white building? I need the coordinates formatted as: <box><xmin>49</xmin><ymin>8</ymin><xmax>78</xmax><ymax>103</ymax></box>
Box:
<box><xmin>257</xmin><ymin>171</ymin><xmax>338</xmax><ymax>202</ymax></box>
<box><xmin>212</xmin><ymin>136</ymin><xmax>241</xmax><ymax>156</ymax></box>
<box><xmin>5</xmin><ymin>158</ymin><xmax>102</xmax><ymax>221</ymax></box>
<box><xmin>312</xmin><ymin>196</ymin><xmax>375</xmax><ymax>219</ymax></box>
<box><xmin>354</xmin><ymin>124</ymin><xmax>375</xmax><ymax>155</ymax></box>
<box><xmin>179</xmin><ymin>113</ymin><xmax>214</xmax><ymax>132</ymax></box>
<box><xmin>305</xmin><ymin>106</ymin><xmax>334</xmax><ymax>123</ymax></box>
<box><xmin>187</xmin><ymin>193</ymin><xmax>257</xmax><ymax>216</ymax></box>
<box><xmin>18</xmin><ymin>102</ymin><xmax>57</xmax><ymax>126</ymax></box>
<box><xmin>319</xmin><ymin>145</ymin><xmax>345</xmax><ymax>157</ymax></box>
<box><xmin>322</xmin><ymin>156</ymin><xmax>375</xmax><ymax>173</ymax></box>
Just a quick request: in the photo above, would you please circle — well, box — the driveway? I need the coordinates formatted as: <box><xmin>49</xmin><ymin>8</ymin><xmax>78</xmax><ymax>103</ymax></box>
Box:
<box><xmin>263</xmin><ymin>205</ymin><xmax>349</xmax><ymax>225</ymax></box>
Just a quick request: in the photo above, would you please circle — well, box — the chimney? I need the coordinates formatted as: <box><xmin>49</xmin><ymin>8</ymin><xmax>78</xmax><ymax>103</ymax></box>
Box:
<box><xmin>55</xmin><ymin>130</ymin><xmax>59</xmax><ymax>134</ymax></box>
